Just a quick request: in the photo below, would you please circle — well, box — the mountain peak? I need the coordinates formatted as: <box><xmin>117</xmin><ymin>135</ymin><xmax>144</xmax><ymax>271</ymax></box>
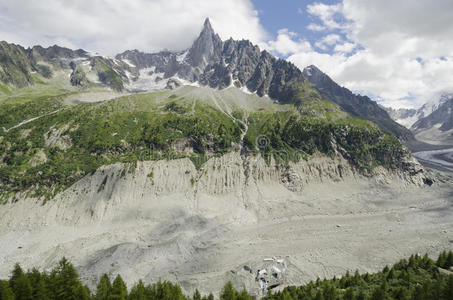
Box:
<box><xmin>188</xmin><ymin>18</ymin><xmax>222</xmax><ymax>67</ymax></box>
<box><xmin>203</xmin><ymin>17</ymin><xmax>212</xmax><ymax>30</ymax></box>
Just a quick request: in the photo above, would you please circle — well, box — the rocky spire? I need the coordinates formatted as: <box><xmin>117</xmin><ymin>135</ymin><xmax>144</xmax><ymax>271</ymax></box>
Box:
<box><xmin>188</xmin><ymin>18</ymin><xmax>223</xmax><ymax>68</ymax></box>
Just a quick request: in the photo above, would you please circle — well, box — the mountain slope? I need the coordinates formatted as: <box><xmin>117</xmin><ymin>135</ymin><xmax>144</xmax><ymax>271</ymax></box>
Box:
<box><xmin>382</xmin><ymin>93</ymin><xmax>452</xmax><ymax>130</ymax></box>
<box><xmin>411</xmin><ymin>96</ymin><xmax>453</xmax><ymax>145</ymax></box>
<box><xmin>302</xmin><ymin>65</ymin><xmax>413</xmax><ymax>140</ymax></box>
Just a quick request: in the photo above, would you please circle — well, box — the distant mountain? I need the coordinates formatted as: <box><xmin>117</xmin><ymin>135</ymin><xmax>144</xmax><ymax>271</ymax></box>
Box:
<box><xmin>381</xmin><ymin>107</ymin><xmax>418</xmax><ymax>128</ymax></box>
<box><xmin>411</xmin><ymin>95</ymin><xmax>453</xmax><ymax>145</ymax></box>
<box><xmin>382</xmin><ymin>94</ymin><xmax>452</xmax><ymax>129</ymax></box>
<box><xmin>302</xmin><ymin>65</ymin><xmax>413</xmax><ymax>140</ymax></box>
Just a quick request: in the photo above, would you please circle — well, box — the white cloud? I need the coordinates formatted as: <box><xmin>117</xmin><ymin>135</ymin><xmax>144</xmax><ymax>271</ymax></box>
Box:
<box><xmin>265</xmin><ymin>29</ymin><xmax>312</xmax><ymax>57</ymax></box>
<box><xmin>306</xmin><ymin>2</ymin><xmax>345</xmax><ymax>30</ymax></box>
<box><xmin>334</xmin><ymin>42</ymin><xmax>355</xmax><ymax>54</ymax></box>
<box><xmin>0</xmin><ymin>0</ymin><xmax>267</xmax><ymax>55</ymax></box>
<box><xmin>315</xmin><ymin>34</ymin><xmax>341</xmax><ymax>50</ymax></box>
<box><xmin>297</xmin><ymin>0</ymin><xmax>453</xmax><ymax>109</ymax></box>
<box><xmin>307</xmin><ymin>23</ymin><xmax>326</xmax><ymax>32</ymax></box>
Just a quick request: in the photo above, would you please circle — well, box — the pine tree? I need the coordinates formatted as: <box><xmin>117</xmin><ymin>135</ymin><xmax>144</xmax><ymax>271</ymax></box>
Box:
<box><xmin>393</xmin><ymin>287</ymin><xmax>408</xmax><ymax>300</ymax></box>
<box><xmin>446</xmin><ymin>251</ymin><xmax>453</xmax><ymax>269</ymax></box>
<box><xmin>356</xmin><ymin>290</ymin><xmax>367</xmax><ymax>300</ymax></box>
<box><xmin>193</xmin><ymin>289</ymin><xmax>201</xmax><ymax>300</ymax></box>
<box><xmin>344</xmin><ymin>287</ymin><xmax>356</xmax><ymax>300</ymax></box>
<box><xmin>236</xmin><ymin>289</ymin><xmax>253</xmax><ymax>300</ymax></box>
<box><xmin>96</xmin><ymin>274</ymin><xmax>112</xmax><ymax>300</ymax></box>
<box><xmin>220</xmin><ymin>282</ymin><xmax>236</xmax><ymax>300</ymax></box>
<box><xmin>109</xmin><ymin>275</ymin><xmax>127</xmax><ymax>300</ymax></box>
<box><xmin>128</xmin><ymin>280</ymin><xmax>146</xmax><ymax>300</ymax></box>
<box><xmin>370</xmin><ymin>286</ymin><xmax>384</xmax><ymax>300</ymax></box>
<box><xmin>443</xmin><ymin>275</ymin><xmax>453</xmax><ymax>300</ymax></box>
<box><xmin>27</xmin><ymin>268</ymin><xmax>49</xmax><ymax>300</ymax></box>
<box><xmin>0</xmin><ymin>280</ymin><xmax>15</xmax><ymax>300</ymax></box>
<box><xmin>9</xmin><ymin>264</ymin><xmax>32</xmax><ymax>300</ymax></box>
<box><xmin>207</xmin><ymin>293</ymin><xmax>214</xmax><ymax>300</ymax></box>
<box><xmin>437</xmin><ymin>251</ymin><xmax>448</xmax><ymax>268</ymax></box>
<box><xmin>314</xmin><ymin>290</ymin><xmax>324</xmax><ymax>300</ymax></box>
<box><xmin>53</xmin><ymin>257</ymin><xmax>84</xmax><ymax>300</ymax></box>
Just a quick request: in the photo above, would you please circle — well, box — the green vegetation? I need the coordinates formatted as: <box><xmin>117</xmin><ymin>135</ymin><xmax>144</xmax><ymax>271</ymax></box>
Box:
<box><xmin>245</xmin><ymin>111</ymin><xmax>408</xmax><ymax>170</ymax></box>
<box><xmin>1</xmin><ymin>252</ymin><xmax>452</xmax><ymax>300</ymax></box>
<box><xmin>0</xmin><ymin>84</ymin><xmax>11</xmax><ymax>95</ymax></box>
<box><xmin>0</xmin><ymin>92</ymin><xmax>242</xmax><ymax>200</ymax></box>
<box><xmin>0</xmin><ymin>88</ymin><xmax>409</xmax><ymax>202</ymax></box>
<box><xmin>0</xmin><ymin>92</ymin><xmax>67</xmax><ymax>129</ymax></box>
<box><xmin>91</xmin><ymin>57</ymin><xmax>124</xmax><ymax>91</ymax></box>
<box><xmin>0</xmin><ymin>41</ymin><xmax>34</xmax><ymax>88</ymax></box>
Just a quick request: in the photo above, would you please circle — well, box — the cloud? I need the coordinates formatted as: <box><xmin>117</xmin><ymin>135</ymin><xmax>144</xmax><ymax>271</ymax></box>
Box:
<box><xmin>293</xmin><ymin>0</ymin><xmax>453</xmax><ymax>109</ymax></box>
<box><xmin>333</xmin><ymin>42</ymin><xmax>355</xmax><ymax>54</ymax></box>
<box><xmin>314</xmin><ymin>34</ymin><xmax>342</xmax><ymax>50</ymax></box>
<box><xmin>265</xmin><ymin>29</ymin><xmax>312</xmax><ymax>57</ymax></box>
<box><xmin>0</xmin><ymin>0</ymin><xmax>267</xmax><ymax>55</ymax></box>
<box><xmin>307</xmin><ymin>23</ymin><xmax>326</xmax><ymax>32</ymax></box>
<box><xmin>306</xmin><ymin>2</ymin><xmax>345</xmax><ymax>30</ymax></box>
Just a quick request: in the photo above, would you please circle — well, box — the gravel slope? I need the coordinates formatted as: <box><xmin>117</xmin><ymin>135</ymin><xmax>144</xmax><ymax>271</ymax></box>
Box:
<box><xmin>0</xmin><ymin>153</ymin><xmax>450</xmax><ymax>297</ymax></box>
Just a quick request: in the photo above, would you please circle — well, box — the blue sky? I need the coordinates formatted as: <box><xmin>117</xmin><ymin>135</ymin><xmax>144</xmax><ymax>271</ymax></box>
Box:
<box><xmin>252</xmin><ymin>0</ymin><xmax>341</xmax><ymax>52</ymax></box>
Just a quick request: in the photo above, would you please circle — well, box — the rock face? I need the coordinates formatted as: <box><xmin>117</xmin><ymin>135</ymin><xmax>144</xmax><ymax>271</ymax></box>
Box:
<box><xmin>302</xmin><ymin>65</ymin><xmax>413</xmax><ymax>140</ymax></box>
<box><xmin>115</xmin><ymin>18</ymin><xmax>312</xmax><ymax>104</ymax></box>
<box><xmin>0</xmin><ymin>41</ymin><xmax>34</xmax><ymax>87</ymax></box>
<box><xmin>411</xmin><ymin>96</ymin><xmax>453</xmax><ymax>145</ymax></box>
<box><xmin>412</xmin><ymin>96</ymin><xmax>453</xmax><ymax>132</ymax></box>
<box><xmin>383</xmin><ymin>93</ymin><xmax>453</xmax><ymax>130</ymax></box>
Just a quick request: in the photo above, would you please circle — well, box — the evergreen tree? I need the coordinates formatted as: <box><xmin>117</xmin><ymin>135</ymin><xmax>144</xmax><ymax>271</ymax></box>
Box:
<box><xmin>443</xmin><ymin>275</ymin><xmax>453</xmax><ymax>300</ymax></box>
<box><xmin>220</xmin><ymin>282</ymin><xmax>236</xmax><ymax>300</ymax></box>
<box><xmin>96</xmin><ymin>274</ymin><xmax>112</xmax><ymax>300</ymax></box>
<box><xmin>393</xmin><ymin>287</ymin><xmax>408</xmax><ymax>300</ymax></box>
<box><xmin>314</xmin><ymin>290</ymin><xmax>324</xmax><ymax>300</ymax></box>
<box><xmin>27</xmin><ymin>268</ymin><xmax>49</xmax><ymax>300</ymax></box>
<box><xmin>9</xmin><ymin>264</ymin><xmax>32</xmax><ymax>300</ymax></box>
<box><xmin>437</xmin><ymin>251</ymin><xmax>448</xmax><ymax>268</ymax></box>
<box><xmin>128</xmin><ymin>280</ymin><xmax>145</xmax><ymax>300</ymax></box>
<box><xmin>356</xmin><ymin>290</ymin><xmax>367</xmax><ymax>300</ymax></box>
<box><xmin>207</xmin><ymin>293</ymin><xmax>214</xmax><ymax>300</ymax></box>
<box><xmin>370</xmin><ymin>286</ymin><xmax>384</xmax><ymax>300</ymax></box>
<box><xmin>193</xmin><ymin>289</ymin><xmax>201</xmax><ymax>300</ymax></box>
<box><xmin>344</xmin><ymin>287</ymin><xmax>356</xmax><ymax>300</ymax></box>
<box><xmin>109</xmin><ymin>275</ymin><xmax>127</xmax><ymax>300</ymax></box>
<box><xmin>236</xmin><ymin>289</ymin><xmax>253</xmax><ymax>300</ymax></box>
<box><xmin>53</xmin><ymin>257</ymin><xmax>84</xmax><ymax>300</ymax></box>
<box><xmin>0</xmin><ymin>280</ymin><xmax>15</xmax><ymax>300</ymax></box>
<box><xmin>446</xmin><ymin>251</ymin><xmax>453</xmax><ymax>269</ymax></box>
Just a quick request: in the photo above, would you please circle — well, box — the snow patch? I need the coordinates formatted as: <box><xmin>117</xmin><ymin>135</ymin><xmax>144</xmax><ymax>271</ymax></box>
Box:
<box><xmin>176</xmin><ymin>51</ymin><xmax>188</xmax><ymax>63</ymax></box>
<box><xmin>122</xmin><ymin>59</ymin><xmax>136</xmax><ymax>68</ymax></box>
<box><xmin>240</xmin><ymin>86</ymin><xmax>253</xmax><ymax>95</ymax></box>
<box><xmin>126</xmin><ymin>68</ymin><xmax>166</xmax><ymax>91</ymax></box>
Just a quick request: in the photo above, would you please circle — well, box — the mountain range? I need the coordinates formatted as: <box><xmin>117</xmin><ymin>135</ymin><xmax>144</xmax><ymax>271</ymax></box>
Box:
<box><xmin>383</xmin><ymin>94</ymin><xmax>453</xmax><ymax>145</ymax></box>
<box><xmin>1</xmin><ymin>19</ymin><xmax>412</xmax><ymax>140</ymax></box>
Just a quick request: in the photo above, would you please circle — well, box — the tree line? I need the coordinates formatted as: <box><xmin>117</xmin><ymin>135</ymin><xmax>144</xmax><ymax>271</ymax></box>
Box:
<box><xmin>0</xmin><ymin>251</ymin><xmax>452</xmax><ymax>300</ymax></box>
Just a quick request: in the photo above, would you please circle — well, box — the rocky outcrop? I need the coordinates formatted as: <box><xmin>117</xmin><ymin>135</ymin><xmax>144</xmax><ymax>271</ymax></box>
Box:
<box><xmin>0</xmin><ymin>41</ymin><xmax>34</xmax><ymax>87</ymax></box>
<box><xmin>115</xmin><ymin>18</ymin><xmax>316</xmax><ymax>105</ymax></box>
<box><xmin>412</xmin><ymin>96</ymin><xmax>453</xmax><ymax>132</ymax></box>
<box><xmin>69</xmin><ymin>61</ymin><xmax>89</xmax><ymax>87</ymax></box>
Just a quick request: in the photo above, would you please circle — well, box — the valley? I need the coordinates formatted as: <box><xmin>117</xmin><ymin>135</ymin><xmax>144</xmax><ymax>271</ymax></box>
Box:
<box><xmin>0</xmin><ymin>152</ymin><xmax>451</xmax><ymax>296</ymax></box>
<box><xmin>0</xmin><ymin>15</ymin><xmax>452</xmax><ymax>299</ymax></box>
